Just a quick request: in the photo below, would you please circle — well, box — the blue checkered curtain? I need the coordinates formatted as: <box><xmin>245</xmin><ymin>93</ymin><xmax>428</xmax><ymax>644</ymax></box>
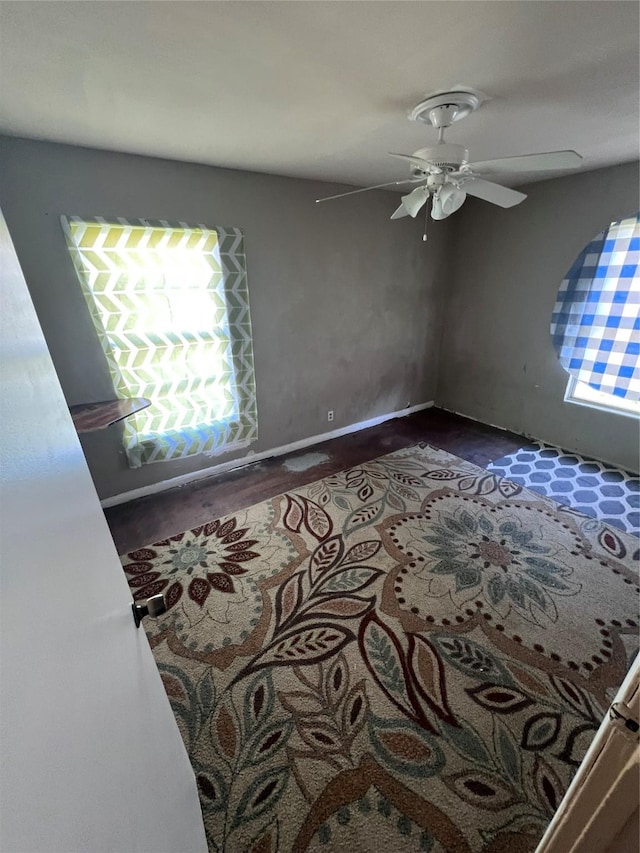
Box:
<box><xmin>550</xmin><ymin>213</ymin><xmax>640</xmax><ymax>401</ymax></box>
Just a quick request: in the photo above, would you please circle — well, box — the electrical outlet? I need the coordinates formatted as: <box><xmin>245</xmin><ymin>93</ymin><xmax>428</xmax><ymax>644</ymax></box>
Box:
<box><xmin>327</xmin><ymin>410</ymin><xmax>334</xmax><ymax>422</ymax></box>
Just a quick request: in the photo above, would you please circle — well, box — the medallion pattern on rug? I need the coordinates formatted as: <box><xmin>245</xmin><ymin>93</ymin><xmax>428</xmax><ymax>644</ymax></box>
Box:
<box><xmin>122</xmin><ymin>444</ymin><xmax>640</xmax><ymax>853</ymax></box>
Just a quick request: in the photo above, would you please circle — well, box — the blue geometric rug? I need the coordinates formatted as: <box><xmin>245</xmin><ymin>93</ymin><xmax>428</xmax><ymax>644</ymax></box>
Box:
<box><xmin>487</xmin><ymin>441</ymin><xmax>639</xmax><ymax>536</ymax></box>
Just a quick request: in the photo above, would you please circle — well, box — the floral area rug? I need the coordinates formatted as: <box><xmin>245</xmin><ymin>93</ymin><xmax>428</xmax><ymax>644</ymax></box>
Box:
<box><xmin>121</xmin><ymin>444</ymin><xmax>640</xmax><ymax>853</ymax></box>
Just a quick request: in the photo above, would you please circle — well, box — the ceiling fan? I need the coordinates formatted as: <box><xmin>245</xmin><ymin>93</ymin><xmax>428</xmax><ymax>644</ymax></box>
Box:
<box><xmin>316</xmin><ymin>89</ymin><xmax>583</xmax><ymax>237</ymax></box>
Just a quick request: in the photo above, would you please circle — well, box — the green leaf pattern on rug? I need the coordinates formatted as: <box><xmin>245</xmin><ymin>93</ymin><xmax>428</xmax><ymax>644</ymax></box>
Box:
<box><xmin>344</xmin><ymin>499</ymin><xmax>385</xmax><ymax>535</ymax></box>
<box><xmin>493</xmin><ymin>718</ymin><xmax>522</xmax><ymax>786</ymax></box>
<box><xmin>231</xmin><ymin>765</ymin><xmax>290</xmax><ymax>830</ymax></box>
<box><xmin>437</xmin><ymin>719</ymin><xmax>494</xmax><ymax>769</ymax></box>
<box><xmin>123</xmin><ymin>443</ymin><xmax>639</xmax><ymax>853</ymax></box>
<box><xmin>243</xmin><ymin>672</ymin><xmax>276</xmax><ymax>736</ymax></box>
<box><xmin>189</xmin><ymin>672</ymin><xmax>294</xmax><ymax>851</ymax></box>
<box><xmin>432</xmin><ymin>634</ymin><xmax>515</xmax><ymax>687</ymax></box>
<box><xmin>363</xmin><ymin>623</ymin><xmax>408</xmax><ymax>701</ymax></box>
<box><xmin>443</xmin><ymin>768</ymin><xmax>523</xmax><ymax>811</ymax></box>
<box><xmin>197</xmin><ymin>667</ymin><xmax>217</xmax><ymax>715</ymax></box>
<box><xmin>243</xmin><ymin>718</ymin><xmax>294</xmax><ymax>769</ymax></box>
<box><xmin>194</xmin><ymin>761</ymin><xmax>229</xmax><ymax>816</ymax></box>
<box><xmin>157</xmin><ymin>662</ymin><xmax>203</xmax><ymax>749</ymax></box>
<box><xmin>315</xmin><ymin>567</ymin><xmax>382</xmax><ymax>595</ymax></box>
<box><xmin>278</xmin><ymin>654</ymin><xmax>370</xmax><ymax>790</ymax></box>
<box><xmin>323</xmin><ymin>459</ymin><xmax>430</xmax><ymax>535</ymax></box>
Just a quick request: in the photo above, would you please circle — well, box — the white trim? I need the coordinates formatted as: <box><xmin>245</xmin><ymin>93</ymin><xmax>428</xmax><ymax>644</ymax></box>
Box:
<box><xmin>564</xmin><ymin>375</ymin><xmax>640</xmax><ymax>420</ymax></box>
<box><xmin>100</xmin><ymin>401</ymin><xmax>435</xmax><ymax>508</ymax></box>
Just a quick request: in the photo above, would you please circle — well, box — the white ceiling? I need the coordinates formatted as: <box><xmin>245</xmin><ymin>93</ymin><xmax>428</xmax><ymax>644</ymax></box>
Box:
<box><xmin>1</xmin><ymin>1</ymin><xmax>638</xmax><ymax>190</ymax></box>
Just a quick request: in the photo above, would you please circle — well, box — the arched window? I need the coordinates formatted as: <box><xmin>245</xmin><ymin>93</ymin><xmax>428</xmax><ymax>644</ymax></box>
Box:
<box><xmin>551</xmin><ymin>213</ymin><xmax>639</xmax><ymax>416</ymax></box>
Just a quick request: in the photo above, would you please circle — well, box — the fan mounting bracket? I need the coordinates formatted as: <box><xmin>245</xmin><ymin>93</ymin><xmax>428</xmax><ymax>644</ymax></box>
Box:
<box><xmin>409</xmin><ymin>90</ymin><xmax>482</xmax><ymax>128</ymax></box>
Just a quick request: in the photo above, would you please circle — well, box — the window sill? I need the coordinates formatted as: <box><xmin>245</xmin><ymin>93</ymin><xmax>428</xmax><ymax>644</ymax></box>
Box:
<box><xmin>564</xmin><ymin>377</ymin><xmax>640</xmax><ymax>419</ymax></box>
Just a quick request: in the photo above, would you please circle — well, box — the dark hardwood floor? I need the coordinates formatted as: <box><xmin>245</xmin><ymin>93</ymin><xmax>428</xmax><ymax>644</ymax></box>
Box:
<box><xmin>105</xmin><ymin>407</ymin><xmax>533</xmax><ymax>555</ymax></box>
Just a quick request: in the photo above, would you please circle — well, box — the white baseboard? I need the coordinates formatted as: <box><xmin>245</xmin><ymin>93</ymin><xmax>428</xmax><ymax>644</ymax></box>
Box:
<box><xmin>100</xmin><ymin>401</ymin><xmax>435</xmax><ymax>509</ymax></box>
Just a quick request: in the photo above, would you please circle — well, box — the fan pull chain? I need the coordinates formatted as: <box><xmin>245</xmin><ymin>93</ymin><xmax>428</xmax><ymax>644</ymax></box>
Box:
<box><xmin>423</xmin><ymin>196</ymin><xmax>430</xmax><ymax>242</ymax></box>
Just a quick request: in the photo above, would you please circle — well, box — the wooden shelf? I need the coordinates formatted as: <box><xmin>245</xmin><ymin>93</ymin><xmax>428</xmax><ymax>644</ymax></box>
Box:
<box><xmin>69</xmin><ymin>398</ymin><xmax>151</xmax><ymax>433</ymax></box>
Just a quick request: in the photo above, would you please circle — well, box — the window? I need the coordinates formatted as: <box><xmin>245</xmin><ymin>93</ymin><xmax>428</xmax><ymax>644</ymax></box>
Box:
<box><xmin>551</xmin><ymin>213</ymin><xmax>639</xmax><ymax>416</ymax></box>
<box><xmin>63</xmin><ymin>217</ymin><xmax>257</xmax><ymax>467</ymax></box>
<box><xmin>565</xmin><ymin>376</ymin><xmax>640</xmax><ymax>418</ymax></box>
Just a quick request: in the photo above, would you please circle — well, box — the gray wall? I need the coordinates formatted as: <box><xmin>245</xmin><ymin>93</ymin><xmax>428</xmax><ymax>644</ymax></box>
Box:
<box><xmin>437</xmin><ymin>161</ymin><xmax>640</xmax><ymax>472</ymax></box>
<box><xmin>0</xmin><ymin>136</ymin><xmax>453</xmax><ymax>500</ymax></box>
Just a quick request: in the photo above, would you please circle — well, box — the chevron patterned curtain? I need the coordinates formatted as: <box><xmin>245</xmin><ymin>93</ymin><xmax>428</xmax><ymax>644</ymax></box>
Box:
<box><xmin>62</xmin><ymin>217</ymin><xmax>258</xmax><ymax>467</ymax></box>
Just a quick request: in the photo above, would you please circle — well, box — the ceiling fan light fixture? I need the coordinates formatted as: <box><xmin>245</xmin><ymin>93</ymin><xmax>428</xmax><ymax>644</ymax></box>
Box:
<box><xmin>430</xmin><ymin>194</ymin><xmax>445</xmax><ymax>221</ymax></box>
<box><xmin>401</xmin><ymin>185</ymin><xmax>430</xmax><ymax>218</ymax></box>
<box><xmin>431</xmin><ymin>183</ymin><xmax>467</xmax><ymax>220</ymax></box>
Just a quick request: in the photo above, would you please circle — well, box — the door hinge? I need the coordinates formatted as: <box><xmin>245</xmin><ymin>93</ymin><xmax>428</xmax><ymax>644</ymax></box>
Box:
<box><xmin>609</xmin><ymin>702</ymin><xmax>640</xmax><ymax>736</ymax></box>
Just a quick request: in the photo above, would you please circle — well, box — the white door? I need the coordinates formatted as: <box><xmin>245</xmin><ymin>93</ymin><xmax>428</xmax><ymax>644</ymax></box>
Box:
<box><xmin>535</xmin><ymin>652</ymin><xmax>640</xmax><ymax>853</ymax></box>
<box><xmin>0</xmin><ymin>210</ymin><xmax>208</xmax><ymax>853</ymax></box>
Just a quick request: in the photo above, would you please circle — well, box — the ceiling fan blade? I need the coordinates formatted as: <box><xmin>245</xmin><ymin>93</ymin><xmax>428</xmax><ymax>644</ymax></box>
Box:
<box><xmin>390</xmin><ymin>203</ymin><xmax>410</xmax><ymax>220</ymax></box>
<box><xmin>460</xmin><ymin>177</ymin><xmax>527</xmax><ymax>208</ymax></box>
<box><xmin>399</xmin><ymin>186</ymin><xmax>430</xmax><ymax>218</ymax></box>
<box><xmin>315</xmin><ymin>179</ymin><xmax>415</xmax><ymax>204</ymax></box>
<box><xmin>469</xmin><ymin>150</ymin><xmax>583</xmax><ymax>174</ymax></box>
<box><xmin>388</xmin><ymin>152</ymin><xmax>438</xmax><ymax>172</ymax></box>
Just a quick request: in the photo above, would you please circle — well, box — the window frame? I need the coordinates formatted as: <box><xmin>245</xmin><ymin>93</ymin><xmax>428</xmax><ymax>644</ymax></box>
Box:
<box><xmin>564</xmin><ymin>374</ymin><xmax>640</xmax><ymax>419</ymax></box>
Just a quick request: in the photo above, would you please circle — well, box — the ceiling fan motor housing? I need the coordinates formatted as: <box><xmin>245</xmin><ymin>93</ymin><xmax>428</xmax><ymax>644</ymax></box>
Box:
<box><xmin>411</xmin><ymin>143</ymin><xmax>469</xmax><ymax>174</ymax></box>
